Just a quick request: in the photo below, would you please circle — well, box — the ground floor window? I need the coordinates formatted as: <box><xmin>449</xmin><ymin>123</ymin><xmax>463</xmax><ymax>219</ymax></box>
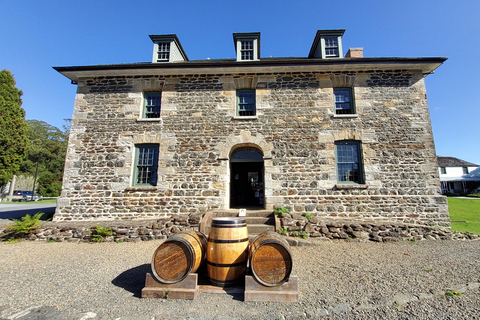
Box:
<box><xmin>134</xmin><ymin>144</ymin><xmax>159</xmax><ymax>186</ymax></box>
<box><xmin>335</xmin><ymin>140</ymin><xmax>364</xmax><ymax>184</ymax></box>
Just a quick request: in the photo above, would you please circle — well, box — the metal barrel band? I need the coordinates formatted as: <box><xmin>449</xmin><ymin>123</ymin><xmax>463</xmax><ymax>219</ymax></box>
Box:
<box><xmin>206</xmin><ymin>260</ymin><xmax>247</xmax><ymax>268</ymax></box>
<box><xmin>207</xmin><ymin>237</ymin><xmax>249</xmax><ymax>244</ymax></box>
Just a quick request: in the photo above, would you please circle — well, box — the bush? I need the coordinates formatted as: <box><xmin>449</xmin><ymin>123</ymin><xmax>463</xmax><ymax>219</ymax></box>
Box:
<box><xmin>303</xmin><ymin>212</ymin><xmax>313</xmax><ymax>221</ymax></box>
<box><xmin>5</xmin><ymin>213</ymin><xmax>43</xmax><ymax>241</ymax></box>
<box><xmin>91</xmin><ymin>225</ymin><xmax>113</xmax><ymax>243</ymax></box>
<box><xmin>274</xmin><ymin>206</ymin><xmax>290</xmax><ymax>217</ymax></box>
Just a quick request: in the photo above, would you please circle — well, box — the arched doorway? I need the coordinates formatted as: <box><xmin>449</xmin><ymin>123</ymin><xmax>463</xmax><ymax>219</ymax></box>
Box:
<box><xmin>230</xmin><ymin>147</ymin><xmax>265</xmax><ymax>209</ymax></box>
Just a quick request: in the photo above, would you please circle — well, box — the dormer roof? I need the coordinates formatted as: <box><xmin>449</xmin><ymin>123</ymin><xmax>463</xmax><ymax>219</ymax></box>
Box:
<box><xmin>149</xmin><ymin>34</ymin><xmax>188</xmax><ymax>63</ymax></box>
<box><xmin>233</xmin><ymin>32</ymin><xmax>261</xmax><ymax>61</ymax></box>
<box><xmin>308</xmin><ymin>29</ymin><xmax>346</xmax><ymax>59</ymax></box>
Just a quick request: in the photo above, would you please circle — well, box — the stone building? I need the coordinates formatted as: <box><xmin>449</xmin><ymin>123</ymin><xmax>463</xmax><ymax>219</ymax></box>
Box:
<box><xmin>54</xmin><ymin>30</ymin><xmax>450</xmax><ymax>226</ymax></box>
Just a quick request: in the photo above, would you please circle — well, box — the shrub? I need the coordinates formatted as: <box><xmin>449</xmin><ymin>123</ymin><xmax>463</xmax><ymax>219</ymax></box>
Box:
<box><xmin>299</xmin><ymin>231</ymin><xmax>309</xmax><ymax>239</ymax></box>
<box><xmin>5</xmin><ymin>213</ymin><xmax>44</xmax><ymax>241</ymax></box>
<box><xmin>278</xmin><ymin>227</ymin><xmax>287</xmax><ymax>235</ymax></box>
<box><xmin>274</xmin><ymin>206</ymin><xmax>290</xmax><ymax>217</ymax></box>
<box><xmin>91</xmin><ymin>225</ymin><xmax>113</xmax><ymax>243</ymax></box>
<box><xmin>303</xmin><ymin>213</ymin><xmax>313</xmax><ymax>221</ymax></box>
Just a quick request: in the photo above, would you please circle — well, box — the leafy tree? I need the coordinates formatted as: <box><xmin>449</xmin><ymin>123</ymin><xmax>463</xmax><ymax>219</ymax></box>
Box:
<box><xmin>0</xmin><ymin>70</ymin><xmax>28</xmax><ymax>186</ymax></box>
<box><xmin>19</xmin><ymin>120</ymin><xmax>68</xmax><ymax>197</ymax></box>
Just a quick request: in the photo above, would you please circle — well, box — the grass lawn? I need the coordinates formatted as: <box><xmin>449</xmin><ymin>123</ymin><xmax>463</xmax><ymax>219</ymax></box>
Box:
<box><xmin>0</xmin><ymin>199</ymin><xmax>57</xmax><ymax>204</ymax></box>
<box><xmin>448</xmin><ymin>197</ymin><xmax>480</xmax><ymax>235</ymax></box>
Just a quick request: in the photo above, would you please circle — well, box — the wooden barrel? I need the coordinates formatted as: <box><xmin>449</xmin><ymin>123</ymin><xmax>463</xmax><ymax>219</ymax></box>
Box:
<box><xmin>249</xmin><ymin>231</ymin><xmax>293</xmax><ymax>287</ymax></box>
<box><xmin>151</xmin><ymin>231</ymin><xmax>206</xmax><ymax>284</ymax></box>
<box><xmin>207</xmin><ymin>217</ymin><xmax>249</xmax><ymax>287</ymax></box>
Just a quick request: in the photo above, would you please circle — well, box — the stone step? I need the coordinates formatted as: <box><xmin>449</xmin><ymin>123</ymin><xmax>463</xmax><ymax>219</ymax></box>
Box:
<box><xmin>244</xmin><ymin>216</ymin><xmax>275</xmax><ymax>225</ymax></box>
<box><xmin>211</xmin><ymin>209</ymin><xmax>274</xmax><ymax>218</ymax></box>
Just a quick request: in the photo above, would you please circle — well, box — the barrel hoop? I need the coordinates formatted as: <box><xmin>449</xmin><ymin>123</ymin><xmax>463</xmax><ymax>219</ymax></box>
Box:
<box><xmin>210</xmin><ymin>223</ymin><xmax>247</xmax><ymax>228</ymax></box>
<box><xmin>206</xmin><ymin>260</ymin><xmax>246</xmax><ymax>268</ymax></box>
<box><xmin>208</xmin><ymin>278</ymin><xmax>240</xmax><ymax>286</ymax></box>
<box><xmin>207</xmin><ymin>237</ymin><xmax>249</xmax><ymax>244</ymax></box>
<box><xmin>211</xmin><ymin>218</ymin><xmax>246</xmax><ymax>224</ymax></box>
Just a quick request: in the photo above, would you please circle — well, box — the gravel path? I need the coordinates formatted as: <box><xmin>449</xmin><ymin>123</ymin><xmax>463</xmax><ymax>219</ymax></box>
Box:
<box><xmin>0</xmin><ymin>239</ymin><xmax>479</xmax><ymax>320</ymax></box>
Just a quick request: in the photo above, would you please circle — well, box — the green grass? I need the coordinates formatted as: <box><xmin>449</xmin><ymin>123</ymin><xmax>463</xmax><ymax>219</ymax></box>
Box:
<box><xmin>448</xmin><ymin>197</ymin><xmax>480</xmax><ymax>235</ymax></box>
<box><xmin>0</xmin><ymin>199</ymin><xmax>57</xmax><ymax>204</ymax></box>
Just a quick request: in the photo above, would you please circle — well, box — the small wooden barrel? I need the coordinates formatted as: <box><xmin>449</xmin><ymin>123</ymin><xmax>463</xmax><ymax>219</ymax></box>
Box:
<box><xmin>207</xmin><ymin>217</ymin><xmax>249</xmax><ymax>287</ymax></box>
<box><xmin>151</xmin><ymin>231</ymin><xmax>206</xmax><ymax>284</ymax></box>
<box><xmin>249</xmin><ymin>231</ymin><xmax>293</xmax><ymax>287</ymax></box>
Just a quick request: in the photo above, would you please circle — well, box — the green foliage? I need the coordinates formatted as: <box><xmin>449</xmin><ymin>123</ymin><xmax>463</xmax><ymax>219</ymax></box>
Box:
<box><xmin>17</xmin><ymin>119</ymin><xmax>68</xmax><ymax>197</ymax></box>
<box><xmin>303</xmin><ymin>212</ymin><xmax>313</xmax><ymax>221</ymax></box>
<box><xmin>0</xmin><ymin>70</ymin><xmax>29</xmax><ymax>186</ymax></box>
<box><xmin>91</xmin><ymin>225</ymin><xmax>113</xmax><ymax>242</ymax></box>
<box><xmin>445</xmin><ymin>290</ymin><xmax>462</xmax><ymax>297</ymax></box>
<box><xmin>292</xmin><ymin>231</ymin><xmax>299</xmax><ymax>237</ymax></box>
<box><xmin>448</xmin><ymin>197</ymin><xmax>480</xmax><ymax>235</ymax></box>
<box><xmin>5</xmin><ymin>213</ymin><xmax>44</xmax><ymax>239</ymax></box>
<box><xmin>278</xmin><ymin>227</ymin><xmax>287</xmax><ymax>235</ymax></box>
<box><xmin>299</xmin><ymin>231</ymin><xmax>309</xmax><ymax>239</ymax></box>
<box><xmin>274</xmin><ymin>206</ymin><xmax>290</xmax><ymax>217</ymax></box>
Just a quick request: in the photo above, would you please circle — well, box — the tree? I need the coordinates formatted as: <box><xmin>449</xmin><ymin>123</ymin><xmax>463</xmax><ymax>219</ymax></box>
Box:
<box><xmin>19</xmin><ymin>120</ymin><xmax>68</xmax><ymax>197</ymax></box>
<box><xmin>0</xmin><ymin>70</ymin><xmax>28</xmax><ymax>186</ymax></box>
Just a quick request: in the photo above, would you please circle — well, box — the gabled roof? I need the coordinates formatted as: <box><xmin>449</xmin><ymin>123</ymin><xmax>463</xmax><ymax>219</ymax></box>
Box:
<box><xmin>437</xmin><ymin>156</ymin><xmax>479</xmax><ymax>167</ymax></box>
<box><xmin>149</xmin><ymin>34</ymin><xmax>189</xmax><ymax>61</ymax></box>
<box><xmin>308</xmin><ymin>29</ymin><xmax>345</xmax><ymax>58</ymax></box>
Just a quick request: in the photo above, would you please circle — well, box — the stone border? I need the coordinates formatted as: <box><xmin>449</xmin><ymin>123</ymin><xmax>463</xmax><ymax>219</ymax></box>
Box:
<box><xmin>0</xmin><ymin>213</ymin><xmax>477</xmax><ymax>243</ymax></box>
<box><xmin>279</xmin><ymin>214</ymin><xmax>479</xmax><ymax>242</ymax></box>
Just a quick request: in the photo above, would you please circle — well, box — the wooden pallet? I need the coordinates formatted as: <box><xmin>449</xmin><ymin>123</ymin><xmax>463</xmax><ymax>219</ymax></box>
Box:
<box><xmin>142</xmin><ymin>272</ymin><xmax>298</xmax><ymax>302</ymax></box>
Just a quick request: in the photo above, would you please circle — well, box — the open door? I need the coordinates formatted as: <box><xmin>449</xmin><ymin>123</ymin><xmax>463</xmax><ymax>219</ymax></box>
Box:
<box><xmin>230</xmin><ymin>147</ymin><xmax>264</xmax><ymax>209</ymax></box>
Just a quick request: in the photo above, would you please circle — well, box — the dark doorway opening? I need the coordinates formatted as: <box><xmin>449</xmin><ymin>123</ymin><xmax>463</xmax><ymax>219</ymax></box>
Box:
<box><xmin>230</xmin><ymin>147</ymin><xmax>264</xmax><ymax>209</ymax></box>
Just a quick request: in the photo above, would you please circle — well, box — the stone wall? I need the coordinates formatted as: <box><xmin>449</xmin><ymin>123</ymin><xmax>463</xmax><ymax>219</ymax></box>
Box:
<box><xmin>55</xmin><ymin>70</ymin><xmax>449</xmax><ymax>226</ymax></box>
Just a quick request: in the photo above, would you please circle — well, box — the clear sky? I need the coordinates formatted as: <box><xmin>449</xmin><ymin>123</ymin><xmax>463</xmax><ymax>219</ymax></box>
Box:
<box><xmin>1</xmin><ymin>0</ymin><xmax>479</xmax><ymax>165</ymax></box>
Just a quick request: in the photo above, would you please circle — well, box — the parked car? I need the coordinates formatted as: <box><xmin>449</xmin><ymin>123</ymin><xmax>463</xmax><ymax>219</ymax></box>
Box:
<box><xmin>11</xmin><ymin>190</ymin><xmax>43</xmax><ymax>202</ymax></box>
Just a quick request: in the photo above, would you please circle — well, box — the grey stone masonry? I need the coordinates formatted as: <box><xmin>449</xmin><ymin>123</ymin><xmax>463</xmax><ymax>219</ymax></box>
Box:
<box><xmin>55</xmin><ymin>70</ymin><xmax>449</xmax><ymax>227</ymax></box>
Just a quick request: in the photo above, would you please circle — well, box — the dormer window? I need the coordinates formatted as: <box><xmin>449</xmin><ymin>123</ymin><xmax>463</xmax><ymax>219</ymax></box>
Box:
<box><xmin>233</xmin><ymin>32</ymin><xmax>260</xmax><ymax>61</ymax></box>
<box><xmin>149</xmin><ymin>34</ymin><xmax>188</xmax><ymax>63</ymax></box>
<box><xmin>156</xmin><ymin>42</ymin><xmax>170</xmax><ymax>61</ymax></box>
<box><xmin>241</xmin><ymin>40</ymin><xmax>254</xmax><ymax>60</ymax></box>
<box><xmin>309</xmin><ymin>29</ymin><xmax>345</xmax><ymax>59</ymax></box>
<box><xmin>324</xmin><ymin>37</ymin><xmax>339</xmax><ymax>57</ymax></box>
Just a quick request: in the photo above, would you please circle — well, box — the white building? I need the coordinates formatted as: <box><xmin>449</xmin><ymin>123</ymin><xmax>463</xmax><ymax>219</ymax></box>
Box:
<box><xmin>437</xmin><ymin>156</ymin><xmax>479</xmax><ymax>194</ymax></box>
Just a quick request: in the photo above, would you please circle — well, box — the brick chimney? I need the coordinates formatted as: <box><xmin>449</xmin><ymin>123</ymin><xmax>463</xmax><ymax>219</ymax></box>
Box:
<box><xmin>345</xmin><ymin>48</ymin><xmax>363</xmax><ymax>58</ymax></box>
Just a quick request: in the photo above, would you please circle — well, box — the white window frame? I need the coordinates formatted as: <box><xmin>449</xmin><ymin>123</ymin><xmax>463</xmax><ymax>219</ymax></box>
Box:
<box><xmin>320</xmin><ymin>36</ymin><xmax>343</xmax><ymax>59</ymax></box>
<box><xmin>142</xmin><ymin>91</ymin><xmax>162</xmax><ymax>119</ymax></box>
<box><xmin>236</xmin><ymin>38</ymin><xmax>259</xmax><ymax>61</ymax></box>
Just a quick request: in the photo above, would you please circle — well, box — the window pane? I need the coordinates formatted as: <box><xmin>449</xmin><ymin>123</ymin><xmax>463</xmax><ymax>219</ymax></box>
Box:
<box><xmin>237</xmin><ymin>90</ymin><xmax>255</xmax><ymax>116</ymax></box>
<box><xmin>136</xmin><ymin>145</ymin><xmax>158</xmax><ymax>186</ymax></box>
<box><xmin>144</xmin><ymin>92</ymin><xmax>161</xmax><ymax>118</ymax></box>
<box><xmin>336</xmin><ymin>142</ymin><xmax>361</xmax><ymax>183</ymax></box>
<box><xmin>334</xmin><ymin>88</ymin><xmax>353</xmax><ymax>114</ymax></box>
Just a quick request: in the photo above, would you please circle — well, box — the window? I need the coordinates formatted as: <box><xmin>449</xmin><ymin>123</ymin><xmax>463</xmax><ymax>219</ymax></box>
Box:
<box><xmin>440</xmin><ymin>167</ymin><xmax>447</xmax><ymax>174</ymax></box>
<box><xmin>463</xmin><ymin>167</ymin><xmax>469</xmax><ymax>174</ymax></box>
<box><xmin>134</xmin><ymin>144</ymin><xmax>159</xmax><ymax>186</ymax></box>
<box><xmin>335</xmin><ymin>141</ymin><xmax>364</xmax><ymax>184</ymax></box>
<box><xmin>157</xmin><ymin>42</ymin><xmax>170</xmax><ymax>61</ymax></box>
<box><xmin>324</xmin><ymin>37</ymin><xmax>339</xmax><ymax>57</ymax></box>
<box><xmin>143</xmin><ymin>91</ymin><xmax>161</xmax><ymax>118</ymax></box>
<box><xmin>241</xmin><ymin>40</ymin><xmax>254</xmax><ymax>60</ymax></box>
<box><xmin>334</xmin><ymin>87</ymin><xmax>354</xmax><ymax>114</ymax></box>
<box><xmin>237</xmin><ymin>89</ymin><xmax>256</xmax><ymax>116</ymax></box>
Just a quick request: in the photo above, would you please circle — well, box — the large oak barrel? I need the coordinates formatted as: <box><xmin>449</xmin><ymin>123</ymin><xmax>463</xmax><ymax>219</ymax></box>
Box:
<box><xmin>207</xmin><ymin>217</ymin><xmax>249</xmax><ymax>287</ymax></box>
<box><xmin>151</xmin><ymin>230</ymin><xmax>206</xmax><ymax>284</ymax></box>
<box><xmin>249</xmin><ymin>231</ymin><xmax>293</xmax><ymax>287</ymax></box>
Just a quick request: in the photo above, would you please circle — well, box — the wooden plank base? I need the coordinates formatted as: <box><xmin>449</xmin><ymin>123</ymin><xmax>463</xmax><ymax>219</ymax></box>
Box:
<box><xmin>141</xmin><ymin>273</ymin><xmax>199</xmax><ymax>300</ymax></box>
<box><xmin>244</xmin><ymin>275</ymin><xmax>299</xmax><ymax>302</ymax></box>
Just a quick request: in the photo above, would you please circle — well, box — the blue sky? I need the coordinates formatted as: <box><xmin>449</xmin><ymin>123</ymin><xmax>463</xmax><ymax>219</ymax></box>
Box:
<box><xmin>1</xmin><ymin>0</ymin><xmax>479</xmax><ymax>164</ymax></box>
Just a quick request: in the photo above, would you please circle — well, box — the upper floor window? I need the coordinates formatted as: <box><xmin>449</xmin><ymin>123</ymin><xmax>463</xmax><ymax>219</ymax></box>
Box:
<box><xmin>241</xmin><ymin>40</ymin><xmax>254</xmax><ymax>60</ymax></box>
<box><xmin>157</xmin><ymin>42</ymin><xmax>170</xmax><ymax>61</ymax></box>
<box><xmin>143</xmin><ymin>91</ymin><xmax>161</xmax><ymax>118</ymax></box>
<box><xmin>334</xmin><ymin>87</ymin><xmax>354</xmax><ymax>114</ymax></box>
<box><xmin>440</xmin><ymin>167</ymin><xmax>447</xmax><ymax>174</ymax></box>
<box><xmin>324</xmin><ymin>37</ymin><xmax>339</xmax><ymax>57</ymax></box>
<box><xmin>335</xmin><ymin>141</ymin><xmax>364</xmax><ymax>184</ymax></box>
<box><xmin>237</xmin><ymin>89</ymin><xmax>256</xmax><ymax>116</ymax></box>
<box><xmin>134</xmin><ymin>144</ymin><xmax>159</xmax><ymax>186</ymax></box>
<box><xmin>463</xmin><ymin>167</ymin><xmax>469</xmax><ymax>174</ymax></box>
